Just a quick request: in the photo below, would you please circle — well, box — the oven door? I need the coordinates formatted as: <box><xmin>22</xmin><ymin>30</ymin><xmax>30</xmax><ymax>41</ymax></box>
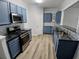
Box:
<box><xmin>20</xmin><ymin>33</ymin><xmax>30</xmax><ymax>51</ymax></box>
<box><xmin>7</xmin><ymin>37</ymin><xmax>21</xmax><ymax>59</ymax></box>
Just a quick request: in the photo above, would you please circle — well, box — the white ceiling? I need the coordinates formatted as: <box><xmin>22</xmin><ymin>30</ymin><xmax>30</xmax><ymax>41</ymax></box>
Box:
<box><xmin>25</xmin><ymin>0</ymin><xmax>64</xmax><ymax>8</ymax></box>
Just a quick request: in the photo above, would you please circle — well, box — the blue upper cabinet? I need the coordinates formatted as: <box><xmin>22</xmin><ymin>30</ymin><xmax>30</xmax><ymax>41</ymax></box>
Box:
<box><xmin>10</xmin><ymin>3</ymin><xmax>27</xmax><ymax>23</ymax></box>
<box><xmin>22</xmin><ymin>8</ymin><xmax>27</xmax><ymax>23</ymax></box>
<box><xmin>44</xmin><ymin>13</ymin><xmax>52</xmax><ymax>22</ymax></box>
<box><xmin>17</xmin><ymin>6</ymin><xmax>22</xmax><ymax>15</ymax></box>
<box><xmin>16</xmin><ymin>6</ymin><xmax>27</xmax><ymax>23</ymax></box>
<box><xmin>0</xmin><ymin>1</ymin><xmax>10</xmax><ymax>25</ymax></box>
<box><xmin>10</xmin><ymin>3</ymin><xmax>17</xmax><ymax>13</ymax></box>
<box><xmin>56</xmin><ymin>11</ymin><xmax>62</xmax><ymax>24</ymax></box>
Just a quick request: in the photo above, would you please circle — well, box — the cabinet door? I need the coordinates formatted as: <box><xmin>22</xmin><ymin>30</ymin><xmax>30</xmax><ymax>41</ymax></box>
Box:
<box><xmin>17</xmin><ymin>6</ymin><xmax>22</xmax><ymax>14</ymax></box>
<box><xmin>43</xmin><ymin>13</ymin><xmax>52</xmax><ymax>22</ymax></box>
<box><xmin>0</xmin><ymin>1</ymin><xmax>10</xmax><ymax>25</ymax></box>
<box><xmin>10</xmin><ymin>3</ymin><xmax>17</xmax><ymax>13</ymax></box>
<box><xmin>8</xmin><ymin>37</ymin><xmax>21</xmax><ymax>59</ymax></box>
<box><xmin>22</xmin><ymin>8</ymin><xmax>27</xmax><ymax>23</ymax></box>
<box><xmin>56</xmin><ymin>11</ymin><xmax>62</xmax><ymax>24</ymax></box>
<box><xmin>43</xmin><ymin>26</ymin><xmax>52</xmax><ymax>34</ymax></box>
<box><xmin>57</xmin><ymin>40</ymin><xmax>79</xmax><ymax>59</ymax></box>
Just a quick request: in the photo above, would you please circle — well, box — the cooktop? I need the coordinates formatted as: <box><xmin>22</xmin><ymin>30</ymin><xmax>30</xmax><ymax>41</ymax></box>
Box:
<box><xmin>6</xmin><ymin>30</ymin><xmax>28</xmax><ymax>42</ymax></box>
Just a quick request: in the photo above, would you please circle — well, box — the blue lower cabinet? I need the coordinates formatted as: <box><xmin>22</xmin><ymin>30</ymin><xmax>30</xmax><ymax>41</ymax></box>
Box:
<box><xmin>43</xmin><ymin>26</ymin><xmax>52</xmax><ymax>34</ymax></box>
<box><xmin>57</xmin><ymin>40</ymin><xmax>79</xmax><ymax>59</ymax></box>
<box><xmin>7</xmin><ymin>37</ymin><xmax>21</xmax><ymax>59</ymax></box>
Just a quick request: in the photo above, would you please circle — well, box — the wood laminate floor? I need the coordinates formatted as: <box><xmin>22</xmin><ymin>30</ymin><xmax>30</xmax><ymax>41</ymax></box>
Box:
<box><xmin>16</xmin><ymin>35</ymin><xmax>57</xmax><ymax>59</ymax></box>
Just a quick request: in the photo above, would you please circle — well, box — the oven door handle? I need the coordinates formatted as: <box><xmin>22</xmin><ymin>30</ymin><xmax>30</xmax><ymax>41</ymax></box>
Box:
<box><xmin>20</xmin><ymin>33</ymin><xmax>29</xmax><ymax>36</ymax></box>
<box><xmin>20</xmin><ymin>34</ymin><xmax>29</xmax><ymax>39</ymax></box>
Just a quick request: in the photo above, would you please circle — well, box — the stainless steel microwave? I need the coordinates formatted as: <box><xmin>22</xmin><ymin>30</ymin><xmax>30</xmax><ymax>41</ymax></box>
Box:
<box><xmin>10</xmin><ymin>13</ymin><xmax>23</xmax><ymax>23</ymax></box>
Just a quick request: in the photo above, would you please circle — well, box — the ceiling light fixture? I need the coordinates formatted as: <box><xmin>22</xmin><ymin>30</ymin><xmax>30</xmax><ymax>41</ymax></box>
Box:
<box><xmin>35</xmin><ymin>0</ymin><xmax>43</xmax><ymax>3</ymax></box>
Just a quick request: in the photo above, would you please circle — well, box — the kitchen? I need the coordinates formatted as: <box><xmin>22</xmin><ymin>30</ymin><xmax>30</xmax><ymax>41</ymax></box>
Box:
<box><xmin>0</xmin><ymin>0</ymin><xmax>79</xmax><ymax>59</ymax></box>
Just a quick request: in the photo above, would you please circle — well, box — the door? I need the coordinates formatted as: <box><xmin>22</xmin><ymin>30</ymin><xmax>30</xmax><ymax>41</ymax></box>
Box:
<box><xmin>0</xmin><ymin>1</ymin><xmax>10</xmax><ymax>25</ymax></box>
<box><xmin>56</xmin><ymin>11</ymin><xmax>62</xmax><ymax>24</ymax></box>
<box><xmin>43</xmin><ymin>13</ymin><xmax>52</xmax><ymax>22</ymax></box>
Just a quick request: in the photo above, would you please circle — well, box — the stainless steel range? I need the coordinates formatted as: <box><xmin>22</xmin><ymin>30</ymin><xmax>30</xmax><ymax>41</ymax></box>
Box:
<box><xmin>6</xmin><ymin>26</ymin><xmax>32</xmax><ymax>59</ymax></box>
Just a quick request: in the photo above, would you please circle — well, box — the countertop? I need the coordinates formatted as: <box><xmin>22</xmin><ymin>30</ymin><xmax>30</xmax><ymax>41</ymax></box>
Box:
<box><xmin>55</xmin><ymin>25</ymin><xmax>79</xmax><ymax>41</ymax></box>
<box><xmin>0</xmin><ymin>35</ymin><xmax>6</xmax><ymax>40</ymax></box>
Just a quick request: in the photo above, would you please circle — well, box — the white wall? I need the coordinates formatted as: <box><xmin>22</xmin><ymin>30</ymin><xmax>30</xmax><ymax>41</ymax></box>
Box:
<box><xmin>27</xmin><ymin>5</ymin><xmax>43</xmax><ymax>36</ymax></box>
<box><xmin>63</xmin><ymin>8</ymin><xmax>79</xmax><ymax>28</ymax></box>
<box><xmin>44</xmin><ymin>8</ymin><xmax>58</xmax><ymax>13</ymax></box>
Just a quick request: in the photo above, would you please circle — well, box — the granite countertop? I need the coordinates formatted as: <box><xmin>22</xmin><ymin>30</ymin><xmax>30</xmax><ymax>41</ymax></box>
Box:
<box><xmin>62</xmin><ymin>25</ymin><xmax>76</xmax><ymax>33</ymax></box>
<box><xmin>55</xmin><ymin>25</ymin><xmax>79</xmax><ymax>41</ymax></box>
<box><xmin>0</xmin><ymin>35</ymin><xmax>6</xmax><ymax>40</ymax></box>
